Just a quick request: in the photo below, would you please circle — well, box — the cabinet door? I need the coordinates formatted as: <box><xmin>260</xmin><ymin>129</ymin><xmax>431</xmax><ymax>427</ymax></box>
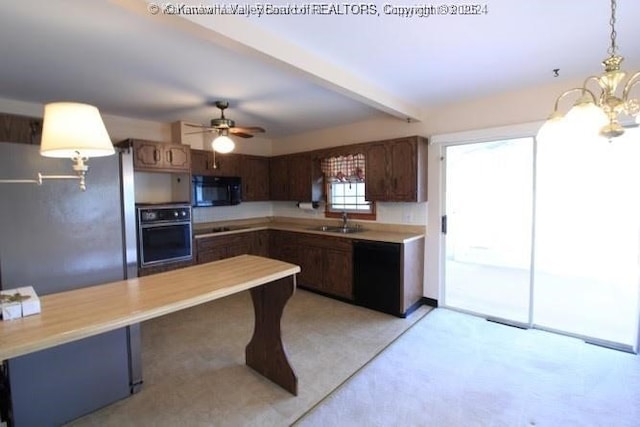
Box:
<box><xmin>269</xmin><ymin>231</ymin><xmax>299</xmax><ymax>264</ymax></box>
<box><xmin>298</xmin><ymin>245</ymin><xmax>324</xmax><ymax>291</ymax></box>
<box><xmin>190</xmin><ymin>149</ymin><xmax>212</xmax><ymax>175</ymax></box>
<box><xmin>388</xmin><ymin>139</ymin><xmax>417</xmax><ymax>201</ymax></box>
<box><xmin>0</xmin><ymin>113</ymin><xmax>42</xmax><ymax>144</ymax></box>
<box><xmin>196</xmin><ymin>236</ymin><xmax>226</xmax><ymax>263</ymax></box>
<box><xmin>165</xmin><ymin>145</ymin><xmax>190</xmax><ymax>171</ymax></box>
<box><xmin>324</xmin><ymin>248</ymin><xmax>353</xmax><ymax>300</ymax></box>
<box><xmin>212</xmin><ymin>153</ymin><xmax>240</xmax><ymax>177</ymax></box>
<box><xmin>226</xmin><ymin>234</ymin><xmax>252</xmax><ymax>258</ymax></box>
<box><xmin>133</xmin><ymin>140</ymin><xmax>163</xmax><ymax>169</ymax></box>
<box><xmin>241</xmin><ymin>155</ymin><xmax>270</xmax><ymax>201</ymax></box>
<box><xmin>364</xmin><ymin>142</ymin><xmax>388</xmax><ymax>201</ymax></box>
<box><xmin>251</xmin><ymin>230</ymin><xmax>269</xmax><ymax>257</ymax></box>
<box><xmin>269</xmin><ymin>156</ymin><xmax>289</xmax><ymax>200</ymax></box>
<box><xmin>288</xmin><ymin>154</ymin><xmax>312</xmax><ymax>201</ymax></box>
<box><xmin>197</xmin><ymin>248</ymin><xmax>227</xmax><ymax>264</ymax></box>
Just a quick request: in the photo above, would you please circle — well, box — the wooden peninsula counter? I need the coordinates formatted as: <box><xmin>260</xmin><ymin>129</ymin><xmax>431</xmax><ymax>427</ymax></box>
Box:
<box><xmin>0</xmin><ymin>255</ymin><xmax>301</xmax><ymax>395</ymax></box>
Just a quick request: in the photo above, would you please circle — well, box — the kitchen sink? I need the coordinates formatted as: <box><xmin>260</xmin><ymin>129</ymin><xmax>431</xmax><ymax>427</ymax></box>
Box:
<box><xmin>310</xmin><ymin>225</ymin><xmax>365</xmax><ymax>234</ymax></box>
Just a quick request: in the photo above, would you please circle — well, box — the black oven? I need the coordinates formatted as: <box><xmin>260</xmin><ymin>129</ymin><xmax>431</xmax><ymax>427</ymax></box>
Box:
<box><xmin>136</xmin><ymin>204</ymin><xmax>192</xmax><ymax>267</ymax></box>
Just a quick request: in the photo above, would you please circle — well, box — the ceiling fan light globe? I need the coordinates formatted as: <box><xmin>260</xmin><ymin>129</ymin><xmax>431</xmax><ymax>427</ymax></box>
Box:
<box><xmin>212</xmin><ymin>135</ymin><xmax>235</xmax><ymax>153</ymax></box>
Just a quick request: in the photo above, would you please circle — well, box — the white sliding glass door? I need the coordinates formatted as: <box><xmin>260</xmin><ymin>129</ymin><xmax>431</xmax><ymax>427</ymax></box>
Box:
<box><xmin>444</xmin><ymin>138</ymin><xmax>534</xmax><ymax>324</ymax></box>
<box><xmin>534</xmin><ymin>131</ymin><xmax>640</xmax><ymax>350</ymax></box>
<box><xmin>442</xmin><ymin>130</ymin><xmax>640</xmax><ymax>352</ymax></box>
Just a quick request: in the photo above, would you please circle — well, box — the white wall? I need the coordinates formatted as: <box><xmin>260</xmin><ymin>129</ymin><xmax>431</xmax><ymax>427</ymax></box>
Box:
<box><xmin>193</xmin><ymin>202</ymin><xmax>273</xmax><ymax>223</ymax></box>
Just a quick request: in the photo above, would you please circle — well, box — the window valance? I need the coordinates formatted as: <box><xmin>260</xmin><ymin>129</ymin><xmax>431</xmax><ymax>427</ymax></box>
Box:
<box><xmin>321</xmin><ymin>153</ymin><xmax>365</xmax><ymax>181</ymax></box>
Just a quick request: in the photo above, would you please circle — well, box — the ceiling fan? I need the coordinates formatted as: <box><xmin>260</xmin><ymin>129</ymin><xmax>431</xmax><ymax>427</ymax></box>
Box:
<box><xmin>186</xmin><ymin>101</ymin><xmax>266</xmax><ymax>138</ymax></box>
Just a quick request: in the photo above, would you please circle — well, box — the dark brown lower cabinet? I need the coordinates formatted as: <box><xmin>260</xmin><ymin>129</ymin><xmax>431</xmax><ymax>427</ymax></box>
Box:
<box><xmin>191</xmin><ymin>229</ymin><xmax>422</xmax><ymax>316</ymax></box>
<box><xmin>253</xmin><ymin>230</ymin><xmax>270</xmax><ymax>257</ymax></box>
<box><xmin>269</xmin><ymin>230</ymin><xmax>353</xmax><ymax>300</ymax></box>
<box><xmin>297</xmin><ymin>246</ymin><xmax>324</xmax><ymax>291</ymax></box>
<box><xmin>324</xmin><ymin>247</ymin><xmax>353</xmax><ymax>299</ymax></box>
<box><xmin>195</xmin><ymin>232</ymin><xmax>260</xmax><ymax>264</ymax></box>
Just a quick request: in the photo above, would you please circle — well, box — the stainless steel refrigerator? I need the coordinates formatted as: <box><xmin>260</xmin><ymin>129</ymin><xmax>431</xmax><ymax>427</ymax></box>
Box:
<box><xmin>0</xmin><ymin>142</ymin><xmax>141</xmax><ymax>427</ymax></box>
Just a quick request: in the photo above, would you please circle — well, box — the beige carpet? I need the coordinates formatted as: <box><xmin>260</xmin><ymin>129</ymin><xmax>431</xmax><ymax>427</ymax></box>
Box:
<box><xmin>67</xmin><ymin>289</ymin><xmax>431</xmax><ymax>426</ymax></box>
<box><xmin>296</xmin><ymin>308</ymin><xmax>640</xmax><ymax>427</ymax></box>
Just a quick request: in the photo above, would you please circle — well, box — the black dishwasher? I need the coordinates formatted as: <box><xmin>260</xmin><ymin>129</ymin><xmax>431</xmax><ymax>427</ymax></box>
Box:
<box><xmin>353</xmin><ymin>240</ymin><xmax>401</xmax><ymax>316</ymax></box>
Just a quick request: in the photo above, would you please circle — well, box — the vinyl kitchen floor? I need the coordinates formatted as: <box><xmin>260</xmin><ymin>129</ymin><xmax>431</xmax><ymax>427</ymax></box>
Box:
<box><xmin>67</xmin><ymin>289</ymin><xmax>431</xmax><ymax>427</ymax></box>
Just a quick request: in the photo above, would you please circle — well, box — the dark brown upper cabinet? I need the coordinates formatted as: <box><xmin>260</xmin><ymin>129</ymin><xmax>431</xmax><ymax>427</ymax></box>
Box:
<box><xmin>364</xmin><ymin>136</ymin><xmax>428</xmax><ymax>202</ymax></box>
<box><xmin>269</xmin><ymin>153</ymin><xmax>323</xmax><ymax>202</ymax></box>
<box><xmin>190</xmin><ymin>149</ymin><xmax>239</xmax><ymax>177</ymax></box>
<box><xmin>120</xmin><ymin>139</ymin><xmax>190</xmax><ymax>173</ymax></box>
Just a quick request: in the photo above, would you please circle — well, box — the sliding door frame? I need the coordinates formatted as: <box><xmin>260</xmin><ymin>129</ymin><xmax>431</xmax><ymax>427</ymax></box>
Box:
<box><xmin>428</xmin><ymin>122</ymin><xmax>639</xmax><ymax>353</ymax></box>
<box><xmin>439</xmin><ymin>135</ymin><xmax>536</xmax><ymax>327</ymax></box>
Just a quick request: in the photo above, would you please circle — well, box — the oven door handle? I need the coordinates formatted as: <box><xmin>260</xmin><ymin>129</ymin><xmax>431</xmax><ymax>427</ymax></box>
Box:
<box><xmin>140</xmin><ymin>221</ymin><xmax>192</xmax><ymax>228</ymax></box>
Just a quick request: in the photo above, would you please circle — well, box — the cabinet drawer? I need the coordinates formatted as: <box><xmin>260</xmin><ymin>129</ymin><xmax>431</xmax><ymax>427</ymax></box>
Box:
<box><xmin>298</xmin><ymin>234</ymin><xmax>352</xmax><ymax>251</ymax></box>
<box><xmin>196</xmin><ymin>233</ymin><xmax>251</xmax><ymax>251</ymax></box>
<box><xmin>197</xmin><ymin>248</ymin><xmax>226</xmax><ymax>264</ymax></box>
<box><xmin>196</xmin><ymin>236</ymin><xmax>218</xmax><ymax>251</ymax></box>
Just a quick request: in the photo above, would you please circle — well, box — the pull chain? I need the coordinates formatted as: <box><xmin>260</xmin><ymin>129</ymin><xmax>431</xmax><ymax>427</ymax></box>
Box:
<box><xmin>608</xmin><ymin>0</ymin><xmax>617</xmax><ymax>56</ymax></box>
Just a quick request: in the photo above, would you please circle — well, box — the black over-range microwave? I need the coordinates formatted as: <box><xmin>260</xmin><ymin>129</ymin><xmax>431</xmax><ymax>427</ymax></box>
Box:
<box><xmin>192</xmin><ymin>175</ymin><xmax>242</xmax><ymax>207</ymax></box>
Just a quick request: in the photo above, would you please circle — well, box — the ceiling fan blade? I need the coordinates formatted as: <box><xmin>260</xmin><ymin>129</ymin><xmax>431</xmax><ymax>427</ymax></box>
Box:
<box><xmin>185</xmin><ymin>130</ymin><xmax>215</xmax><ymax>135</ymax></box>
<box><xmin>233</xmin><ymin>126</ymin><xmax>265</xmax><ymax>134</ymax></box>
<box><xmin>229</xmin><ymin>130</ymin><xmax>254</xmax><ymax>138</ymax></box>
<box><xmin>184</xmin><ymin>123</ymin><xmax>209</xmax><ymax>129</ymax></box>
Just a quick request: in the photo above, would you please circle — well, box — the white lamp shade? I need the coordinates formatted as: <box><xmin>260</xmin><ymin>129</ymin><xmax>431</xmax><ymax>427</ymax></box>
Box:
<box><xmin>40</xmin><ymin>102</ymin><xmax>115</xmax><ymax>158</ymax></box>
<box><xmin>212</xmin><ymin>134</ymin><xmax>235</xmax><ymax>153</ymax></box>
<box><xmin>536</xmin><ymin>112</ymin><xmax>568</xmax><ymax>145</ymax></box>
<box><xmin>564</xmin><ymin>101</ymin><xmax>608</xmax><ymax>139</ymax></box>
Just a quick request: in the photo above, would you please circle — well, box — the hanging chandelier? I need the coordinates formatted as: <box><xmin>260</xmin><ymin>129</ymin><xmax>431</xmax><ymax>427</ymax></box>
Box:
<box><xmin>537</xmin><ymin>0</ymin><xmax>640</xmax><ymax>142</ymax></box>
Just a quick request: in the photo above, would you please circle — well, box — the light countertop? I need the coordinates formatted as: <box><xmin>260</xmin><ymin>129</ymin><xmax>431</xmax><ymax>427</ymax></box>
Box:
<box><xmin>193</xmin><ymin>219</ymin><xmax>424</xmax><ymax>244</ymax></box>
<box><xmin>0</xmin><ymin>255</ymin><xmax>300</xmax><ymax>361</ymax></box>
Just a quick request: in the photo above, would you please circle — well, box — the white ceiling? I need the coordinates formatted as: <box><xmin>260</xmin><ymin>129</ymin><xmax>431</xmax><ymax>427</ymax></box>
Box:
<box><xmin>1</xmin><ymin>0</ymin><xmax>639</xmax><ymax>138</ymax></box>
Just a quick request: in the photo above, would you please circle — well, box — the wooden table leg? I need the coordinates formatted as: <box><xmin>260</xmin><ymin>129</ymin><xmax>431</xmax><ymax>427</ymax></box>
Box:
<box><xmin>246</xmin><ymin>277</ymin><xmax>298</xmax><ymax>395</ymax></box>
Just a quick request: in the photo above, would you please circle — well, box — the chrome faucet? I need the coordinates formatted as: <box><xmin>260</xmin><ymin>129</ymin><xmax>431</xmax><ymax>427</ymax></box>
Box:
<box><xmin>341</xmin><ymin>211</ymin><xmax>348</xmax><ymax>229</ymax></box>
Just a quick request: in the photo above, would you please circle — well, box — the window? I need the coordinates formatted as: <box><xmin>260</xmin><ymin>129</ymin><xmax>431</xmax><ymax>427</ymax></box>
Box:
<box><xmin>321</xmin><ymin>153</ymin><xmax>375</xmax><ymax>218</ymax></box>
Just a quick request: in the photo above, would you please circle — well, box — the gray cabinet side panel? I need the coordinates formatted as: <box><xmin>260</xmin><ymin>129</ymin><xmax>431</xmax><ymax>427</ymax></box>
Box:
<box><xmin>7</xmin><ymin>329</ymin><xmax>131</xmax><ymax>427</ymax></box>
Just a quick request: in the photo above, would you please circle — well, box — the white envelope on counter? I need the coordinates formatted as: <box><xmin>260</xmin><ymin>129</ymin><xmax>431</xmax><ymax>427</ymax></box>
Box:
<box><xmin>0</xmin><ymin>286</ymin><xmax>41</xmax><ymax>320</ymax></box>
